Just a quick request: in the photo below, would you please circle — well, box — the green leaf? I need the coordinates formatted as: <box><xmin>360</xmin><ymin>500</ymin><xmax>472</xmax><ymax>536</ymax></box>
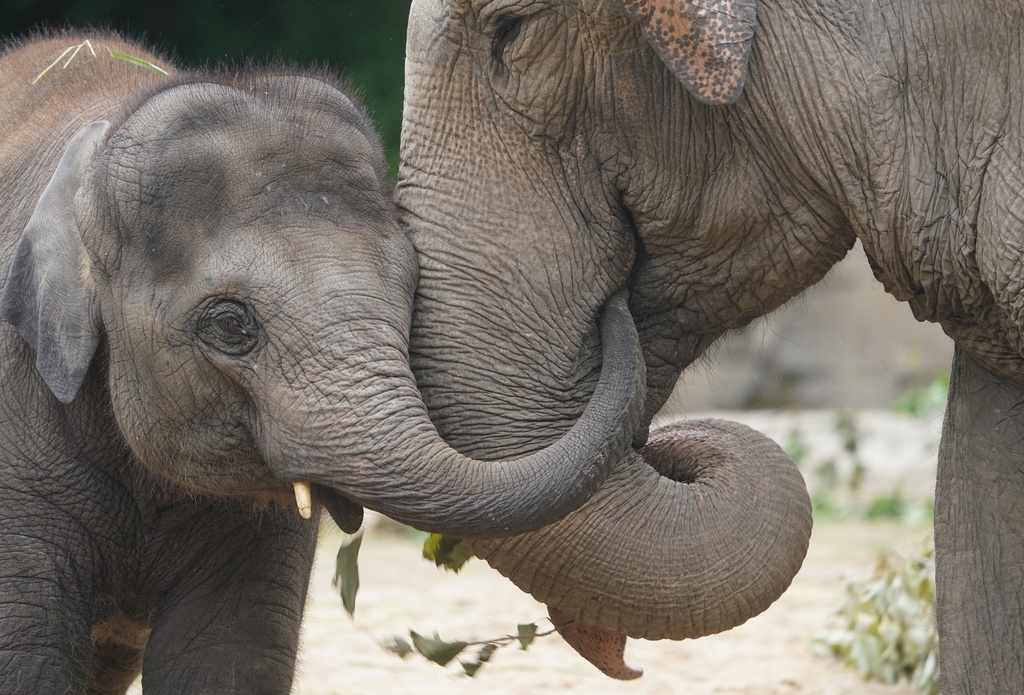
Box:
<box><xmin>410</xmin><ymin>630</ymin><xmax>469</xmax><ymax>666</ymax></box>
<box><xmin>383</xmin><ymin>636</ymin><xmax>414</xmax><ymax>659</ymax></box>
<box><xmin>332</xmin><ymin>532</ymin><xmax>363</xmax><ymax>617</ymax></box>
<box><xmin>461</xmin><ymin>660</ymin><xmax>484</xmax><ymax>677</ymax></box>
<box><xmin>422</xmin><ymin>534</ymin><xmax>474</xmax><ymax>572</ymax></box>
<box><xmin>477</xmin><ymin>643</ymin><xmax>498</xmax><ymax>663</ymax></box>
<box><xmin>108</xmin><ymin>49</ymin><xmax>170</xmax><ymax>75</ymax></box>
<box><xmin>458</xmin><ymin>644</ymin><xmax>497</xmax><ymax>677</ymax></box>
<box><xmin>516</xmin><ymin>623</ymin><xmax>538</xmax><ymax>650</ymax></box>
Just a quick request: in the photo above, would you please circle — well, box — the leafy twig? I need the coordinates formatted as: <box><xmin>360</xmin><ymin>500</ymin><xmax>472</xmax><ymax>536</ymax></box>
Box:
<box><xmin>334</xmin><ymin>529</ymin><xmax>556</xmax><ymax>677</ymax></box>
<box><xmin>813</xmin><ymin>539</ymin><xmax>938</xmax><ymax>693</ymax></box>
<box><xmin>384</xmin><ymin>621</ymin><xmax>556</xmax><ymax>677</ymax></box>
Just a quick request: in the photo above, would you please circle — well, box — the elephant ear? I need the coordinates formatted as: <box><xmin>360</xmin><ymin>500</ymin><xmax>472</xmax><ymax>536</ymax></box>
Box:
<box><xmin>618</xmin><ymin>0</ymin><xmax>757</xmax><ymax>105</ymax></box>
<box><xmin>0</xmin><ymin>120</ymin><xmax>110</xmax><ymax>404</ymax></box>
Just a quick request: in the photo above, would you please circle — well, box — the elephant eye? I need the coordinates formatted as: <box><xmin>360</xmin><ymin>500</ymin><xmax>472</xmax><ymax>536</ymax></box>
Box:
<box><xmin>491</xmin><ymin>15</ymin><xmax>523</xmax><ymax>67</ymax></box>
<box><xmin>198</xmin><ymin>300</ymin><xmax>262</xmax><ymax>356</ymax></box>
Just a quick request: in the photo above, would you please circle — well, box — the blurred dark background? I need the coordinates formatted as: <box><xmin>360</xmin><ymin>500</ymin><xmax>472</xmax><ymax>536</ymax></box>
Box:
<box><xmin>0</xmin><ymin>0</ymin><xmax>414</xmax><ymax>175</ymax></box>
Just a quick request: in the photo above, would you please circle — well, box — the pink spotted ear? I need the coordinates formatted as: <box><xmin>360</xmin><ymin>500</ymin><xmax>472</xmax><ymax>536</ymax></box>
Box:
<box><xmin>617</xmin><ymin>0</ymin><xmax>757</xmax><ymax>105</ymax></box>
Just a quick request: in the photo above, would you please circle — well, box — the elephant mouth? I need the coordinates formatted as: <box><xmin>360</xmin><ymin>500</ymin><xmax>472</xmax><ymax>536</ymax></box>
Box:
<box><xmin>313</xmin><ymin>484</ymin><xmax>364</xmax><ymax>533</ymax></box>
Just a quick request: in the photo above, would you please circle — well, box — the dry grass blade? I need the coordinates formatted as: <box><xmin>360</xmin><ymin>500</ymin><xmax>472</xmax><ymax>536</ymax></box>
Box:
<box><xmin>32</xmin><ymin>41</ymin><xmax>168</xmax><ymax>85</ymax></box>
<box><xmin>32</xmin><ymin>39</ymin><xmax>95</xmax><ymax>84</ymax></box>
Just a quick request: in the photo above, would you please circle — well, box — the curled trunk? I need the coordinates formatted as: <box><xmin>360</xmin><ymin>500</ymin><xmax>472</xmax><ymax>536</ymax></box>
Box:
<box><xmin>469</xmin><ymin>419</ymin><xmax>812</xmax><ymax>640</ymax></box>
<box><xmin>274</xmin><ymin>292</ymin><xmax>646</xmax><ymax>539</ymax></box>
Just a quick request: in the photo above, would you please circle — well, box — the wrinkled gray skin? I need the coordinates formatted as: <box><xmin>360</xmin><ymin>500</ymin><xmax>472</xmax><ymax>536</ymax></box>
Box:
<box><xmin>0</xmin><ymin>31</ymin><xmax>648</xmax><ymax>695</ymax></box>
<box><xmin>397</xmin><ymin>0</ymin><xmax>817</xmax><ymax>676</ymax></box>
<box><xmin>398</xmin><ymin>0</ymin><xmax>1024</xmax><ymax>688</ymax></box>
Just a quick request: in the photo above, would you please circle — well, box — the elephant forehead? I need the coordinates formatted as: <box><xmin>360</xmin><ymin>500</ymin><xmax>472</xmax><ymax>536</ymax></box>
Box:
<box><xmin>106</xmin><ymin>82</ymin><xmax>384</xmax><ymax>214</ymax></box>
<box><xmin>111</xmin><ymin>138</ymin><xmax>381</xmax><ymax>227</ymax></box>
<box><xmin>100</xmin><ymin>93</ymin><xmax>392</xmax><ymax>278</ymax></box>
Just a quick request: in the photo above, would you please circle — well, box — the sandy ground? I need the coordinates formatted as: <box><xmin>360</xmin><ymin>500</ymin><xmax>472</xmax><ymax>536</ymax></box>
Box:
<box><xmin>295</xmin><ymin>518</ymin><xmax>931</xmax><ymax>695</ymax></box>
<box><xmin>293</xmin><ymin>409</ymin><xmax>942</xmax><ymax>695</ymax></box>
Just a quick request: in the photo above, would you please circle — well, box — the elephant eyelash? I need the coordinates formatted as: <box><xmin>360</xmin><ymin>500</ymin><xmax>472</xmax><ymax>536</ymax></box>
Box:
<box><xmin>491</xmin><ymin>15</ymin><xmax>523</xmax><ymax>67</ymax></box>
<box><xmin>198</xmin><ymin>299</ymin><xmax>263</xmax><ymax>357</ymax></box>
<box><xmin>215</xmin><ymin>313</ymin><xmax>253</xmax><ymax>340</ymax></box>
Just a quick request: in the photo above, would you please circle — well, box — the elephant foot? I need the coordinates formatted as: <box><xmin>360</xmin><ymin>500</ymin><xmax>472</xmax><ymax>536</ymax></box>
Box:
<box><xmin>547</xmin><ymin>606</ymin><xmax>643</xmax><ymax>680</ymax></box>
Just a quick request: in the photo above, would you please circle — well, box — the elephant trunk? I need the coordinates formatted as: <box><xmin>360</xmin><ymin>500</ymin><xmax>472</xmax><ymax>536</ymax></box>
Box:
<box><xmin>269</xmin><ymin>291</ymin><xmax>646</xmax><ymax>539</ymax></box>
<box><xmin>469</xmin><ymin>419</ymin><xmax>812</xmax><ymax>639</ymax></box>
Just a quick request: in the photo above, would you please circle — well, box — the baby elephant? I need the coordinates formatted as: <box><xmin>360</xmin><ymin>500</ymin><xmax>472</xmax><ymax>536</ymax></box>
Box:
<box><xmin>0</xmin><ymin>32</ymin><xmax>415</xmax><ymax>694</ymax></box>
<box><xmin>0</xmin><ymin>28</ymin><xmax>652</xmax><ymax>694</ymax></box>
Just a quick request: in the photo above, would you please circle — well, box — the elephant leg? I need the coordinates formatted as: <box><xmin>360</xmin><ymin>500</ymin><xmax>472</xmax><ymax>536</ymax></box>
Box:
<box><xmin>936</xmin><ymin>346</ymin><xmax>1024</xmax><ymax>692</ymax></box>
<box><xmin>139</xmin><ymin>503</ymin><xmax>318</xmax><ymax>695</ymax></box>
<box><xmin>0</xmin><ymin>506</ymin><xmax>96</xmax><ymax>693</ymax></box>
<box><xmin>0</xmin><ymin>579</ymin><xmax>92</xmax><ymax>693</ymax></box>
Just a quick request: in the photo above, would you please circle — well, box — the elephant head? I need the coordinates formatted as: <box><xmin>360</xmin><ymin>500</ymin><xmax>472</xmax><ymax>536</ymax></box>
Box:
<box><xmin>0</xmin><ymin>69</ymin><xmax>647</xmax><ymax>539</ymax></box>
<box><xmin>397</xmin><ymin>0</ymin><xmax>818</xmax><ymax>662</ymax></box>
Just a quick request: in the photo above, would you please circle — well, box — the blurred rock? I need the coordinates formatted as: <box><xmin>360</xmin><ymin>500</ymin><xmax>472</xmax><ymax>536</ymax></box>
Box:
<box><xmin>661</xmin><ymin>243</ymin><xmax>954</xmax><ymax>414</ymax></box>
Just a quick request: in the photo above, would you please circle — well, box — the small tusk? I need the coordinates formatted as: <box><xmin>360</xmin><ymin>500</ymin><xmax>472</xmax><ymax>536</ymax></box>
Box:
<box><xmin>293</xmin><ymin>482</ymin><xmax>312</xmax><ymax>519</ymax></box>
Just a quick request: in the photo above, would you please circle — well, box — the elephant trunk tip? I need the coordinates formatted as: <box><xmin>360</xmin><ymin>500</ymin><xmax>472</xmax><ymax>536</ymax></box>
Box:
<box><xmin>548</xmin><ymin>606</ymin><xmax>644</xmax><ymax>680</ymax></box>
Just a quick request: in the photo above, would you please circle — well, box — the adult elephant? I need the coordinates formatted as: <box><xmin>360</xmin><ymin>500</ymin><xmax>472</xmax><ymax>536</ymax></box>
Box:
<box><xmin>397</xmin><ymin>0</ymin><xmax>1018</xmax><ymax>689</ymax></box>
<box><xmin>0</xmin><ymin>31</ymin><xmax>650</xmax><ymax>693</ymax></box>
